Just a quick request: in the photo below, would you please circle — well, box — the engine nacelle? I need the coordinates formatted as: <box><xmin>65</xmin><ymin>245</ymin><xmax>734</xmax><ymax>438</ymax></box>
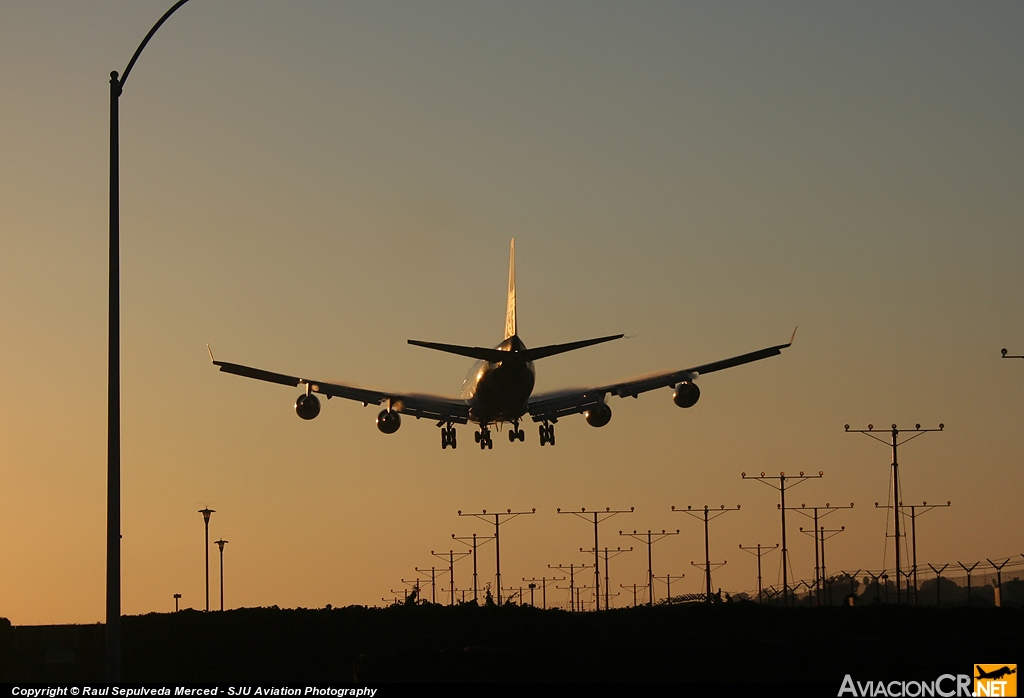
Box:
<box><xmin>584</xmin><ymin>403</ymin><xmax>612</xmax><ymax>428</ymax></box>
<box><xmin>672</xmin><ymin>382</ymin><xmax>700</xmax><ymax>408</ymax></box>
<box><xmin>294</xmin><ymin>393</ymin><xmax>321</xmax><ymax>420</ymax></box>
<box><xmin>376</xmin><ymin>409</ymin><xmax>401</xmax><ymax>434</ymax></box>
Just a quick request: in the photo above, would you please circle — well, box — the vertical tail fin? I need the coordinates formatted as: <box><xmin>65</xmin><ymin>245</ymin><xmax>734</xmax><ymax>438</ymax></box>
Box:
<box><xmin>504</xmin><ymin>238</ymin><xmax>517</xmax><ymax>340</ymax></box>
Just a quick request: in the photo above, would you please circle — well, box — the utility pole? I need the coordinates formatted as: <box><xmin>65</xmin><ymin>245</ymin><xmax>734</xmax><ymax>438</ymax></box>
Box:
<box><xmin>414</xmin><ymin>566</ymin><xmax>440</xmax><ymax>604</ymax></box>
<box><xmin>523</xmin><ymin>576</ymin><xmax>562</xmax><ymax>610</ymax></box>
<box><xmin>741</xmin><ymin>470</ymin><xmax>822</xmax><ymax>606</ymax></box>
<box><xmin>653</xmin><ymin>574</ymin><xmax>686</xmax><ymax>603</ymax></box>
<box><xmin>198</xmin><ymin>508</ymin><xmax>214</xmax><ymax>612</ymax></box>
<box><xmin>673</xmin><ymin>505</ymin><xmax>740</xmax><ymax>603</ymax></box>
<box><xmin>620</xmin><ymin>529</ymin><xmax>680</xmax><ymax>606</ymax></box>
<box><xmin>580</xmin><ymin>546</ymin><xmax>632</xmax><ymax>610</ymax></box>
<box><xmin>840</xmin><ymin>569</ymin><xmax>862</xmax><ymax>606</ymax></box>
<box><xmin>789</xmin><ymin>503</ymin><xmax>853</xmax><ymax>604</ymax></box>
<box><xmin>549</xmin><ymin>563</ymin><xmax>591</xmax><ymax>611</ymax></box>
<box><xmin>173</xmin><ymin>593</ymin><xmax>181</xmax><ymax>612</ymax></box>
<box><xmin>458</xmin><ymin>508</ymin><xmax>536</xmax><ymax>606</ymax></box>
<box><xmin>452</xmin><ymin>532</ymin><xmax>495</xmax><ymax>603</ymax></box>
<box><xmin>845</xmin><ymin>423</ymin><xmax>944</xmax><ymax>603</ymax></box>
<box><xmin>432</xmin><ymin>549</ymin><xmax>471</xmax><ymax>606</ymax></box>
<box><xmin>928</xmin><ymin>563</ymin><xmax>949</xmax><ymax>607</ymax></box>
<box><xmin>214</xmin><ymin>539</ymin><xmax>228</xmax><ymax>611</ymax></box>
<box><xmin>557</xmin><ymin>507</ymin><xmax>634</xmax><ymax>611</ymax></box>
<box><xmin>739</xmin><ymin>543</ymin><xmax>778</xmax><ymax>603</ymax></box>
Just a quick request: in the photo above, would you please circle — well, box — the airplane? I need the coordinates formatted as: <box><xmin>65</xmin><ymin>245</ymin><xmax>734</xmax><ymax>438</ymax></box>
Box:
<box><xmin>976</xmin><ymin>666</ymin><xmax>1016</xmax><ymax>681</ymax></box>
<box><xmin>210</xmin><ymin>239</ymin><xmax>795</xmax><ymax>450</ymax></box>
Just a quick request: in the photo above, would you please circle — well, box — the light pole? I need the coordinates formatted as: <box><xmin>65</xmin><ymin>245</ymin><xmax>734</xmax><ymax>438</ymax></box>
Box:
<box><xmin>173</xmin><ymin>593</ymin><xmax>181</xmax><ymax>612</ymax></box>
<box><xmin>215</xmin><ymin>539</ymin><xmax>228</xmax><ymax>611</ymax></box>
<box><xmin>199</xmin><ymin>508</ymin><xmax>214</xmax><ymax>612</ymax></box>
<box><xmin>107</xmin><ymin>0</ymin><xmax>196</xmax><ymax>680</ymax></box>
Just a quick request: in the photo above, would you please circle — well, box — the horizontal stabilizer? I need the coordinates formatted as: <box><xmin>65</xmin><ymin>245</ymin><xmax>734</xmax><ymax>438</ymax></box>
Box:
<box><xmin>407</xmin><ymin>340</ymin><xmax>509</xmax><ymax>364</ymax></box>
<box><xmin>409</xmin><ymin>333</ymin><xmax>624</xmax><ymax>364</ymax></box>
<box><xmin>521</xmin><ymin>334</ymin><xmax>624</xmax><ymax>362</ymax></box>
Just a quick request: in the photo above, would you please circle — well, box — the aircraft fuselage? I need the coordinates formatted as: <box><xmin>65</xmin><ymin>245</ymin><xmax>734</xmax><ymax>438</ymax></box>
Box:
<box><xmin>461</xmin><ymin>335</ymin><xmax>535</xmax><ymax>425</ymax></box>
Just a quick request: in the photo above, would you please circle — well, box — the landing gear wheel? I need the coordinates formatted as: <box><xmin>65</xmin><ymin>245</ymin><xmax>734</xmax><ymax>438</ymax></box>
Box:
<box><xmin>441</xmin><ymin>429</ymin><xmax>448</xmax><ymax>449</ymax></box>
<box><xmin>509</xmin><ymin>429</ymin><xmax>517</xmax><ymax>443</ymax></box>
<box><xmin>474</xmin><ymin>431</ymin><xmax>481</xmax><ymax>443</ymax></box>
<box><xmin>518</xmin><ymin>429</ymin><xmax>525</xmax><ymax>442</ymax></box>
<box><xmin>450</xmin><ymin>429</ymin><xmax>457</xmax><ymax>449</ymax></box>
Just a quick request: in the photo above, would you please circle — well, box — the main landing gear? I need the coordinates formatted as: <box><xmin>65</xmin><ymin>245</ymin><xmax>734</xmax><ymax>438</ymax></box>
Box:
<box><xmin>508</xmin><ymin>420</ymin><xmax>526</xmax><ymax>443</ymax></box>
<box><xmin>539</xmin><ymin>421</ymin><xmax>556</xmax><ymax>446</ymax></box>
<box><xmin>474</xmin><ymin>426</ymin><xmax>493</xmax><ymax>450</ymax></box>
<box><xmin>440</xmin><ymin>424</ymin><xmax>457</xmax><ymax>450</ymax></box>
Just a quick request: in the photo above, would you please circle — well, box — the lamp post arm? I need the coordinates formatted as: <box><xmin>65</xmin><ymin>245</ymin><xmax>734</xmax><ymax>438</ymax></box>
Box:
<box><xmin>119</xmin><ymin>0</ymin><xmax>196</xmax><ymax>90</ymax></box>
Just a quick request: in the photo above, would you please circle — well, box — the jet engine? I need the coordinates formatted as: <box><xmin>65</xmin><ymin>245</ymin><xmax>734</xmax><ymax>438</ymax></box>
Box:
<box><xmin>672</xmin><ymin>382</ymin><xmax>700</xmax><ymax>408</ymax></box>
<box><xmin>294</xmin><ymin>393</ymin><xmax>321</xmax><ymax>420</ymax></box>
<box><xmin>376</xmin><ymin>409</ymin><xmax>401</xmax><ymax>434</ymax></box>
<box><xmin>584</xmin><ymin>403</ymin><xmax>612</xmax><ymax>428</ymax></box>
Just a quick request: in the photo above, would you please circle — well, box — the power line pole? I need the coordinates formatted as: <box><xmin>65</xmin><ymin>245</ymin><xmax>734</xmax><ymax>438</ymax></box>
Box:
<box><xmin>739</xmin><ymin>543</ymin><xmax>778</xmax><ymax>603</ymax></box>
<box><xmin>432</xmin><ymin>549</ymin><xmax>472</xmax><ymax>606</ymax></box>
<box><xmin>451</xmin><ymin>532</ymin><xmax>495</xmax><ymax>603</ymax></box>
<box><xmin>458</xmin><ymin>508</ymin><xmax>536</xmax><ymax>606</ymax></box>
<box><xmin>673</xmin><ymin>505</ymin><xmax>740</xmax><ymax>603</ymax></box>
<box><xmin>741</xmin><ymin>470</ymin><xmax>822</xmax><ymax>606</ymax></box>
<box><xmin>581</xmin><ymin>546</ymin><xmax>632</xmax><ymax>610</ymax></box>
<box><xmin>845</xmin><ymin>423</ymin><xmax>944</xmax><ymax>603</ymax></box>
<box><xmin>619</xmin><ymin>529</ymin><xmax>679</xmax><ymax>606</ymax></box>
<box><xmin>214</xmin><ymin>539</ymin><xmax>228</xmax><ymax>612</ymax></box>
<box><xmin>523</xmin><ymin>576</ymin><xmax>562</xmax><ymax>610</ymax></box>
<box><xmin>198</xmin><ymin>508</ymin><xmax>214</xmax><ymax>612</ymax></box>
<box><xmin>790</xmin><ymin>503</ymin><xmax>853</xmax><ymax>604</ymax></box>
<box><xmin>557</xmin><ymin>507</ymin><xmax>634</xmax><ymax>611</ymax></box>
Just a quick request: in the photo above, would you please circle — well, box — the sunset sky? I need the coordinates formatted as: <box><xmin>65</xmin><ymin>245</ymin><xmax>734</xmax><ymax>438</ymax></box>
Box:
<box><xmin>1</xmin><ymin>1</ymin><xmax>1022</xmax><ymax>624</ymax></box>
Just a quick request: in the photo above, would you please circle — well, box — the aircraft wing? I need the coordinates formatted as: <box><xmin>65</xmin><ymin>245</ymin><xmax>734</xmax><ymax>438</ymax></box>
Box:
<box><xmin>210</xmin><ymin>352</ymin><xmax>470</xmax><ymax>424</ymax></box>
<box><xmin>527</xmin><ymin>330</ymin><xmax>796</xmax><ymax>423</ymax></box>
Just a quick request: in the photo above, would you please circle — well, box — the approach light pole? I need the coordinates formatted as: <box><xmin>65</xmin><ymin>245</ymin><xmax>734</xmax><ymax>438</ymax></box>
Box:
<box><xmin>557</xmin><ymin>507</ymin><xmax>634</xmax><ymax>610</ymax></box>
<box><xmin>845</xmin><ymin>423</ymin><xmax>944</xmax><ymax>603</ymax></box>
<box><xmin>106</xmin><ymin>0</ymin><xmax>196</xmax><ymax>680</ymax></box>
<box><xmin>673</xmin><ymin>505</ymin><xmax>740</xmax><ymax>603</ymax></box>
<box><xmin>875</xmin><ymin>500</ymin><xmax>950</xmax><ymax>605</ymax></box>
<box><xmin>214</xmin><ymin>539</ymin><xmax>228</xmax><ymax>611</ymax></box>
<box><xmin>452</xmin><ymin>532</ymin><xmax>495</xmax><ymax>603</ymax></box>
<box><xmin>790</xmin><ymin>503</ymin><xmax>854</xmax><ymax>604</ymax></box>
<box><xmin>741</xmin><ymin>470</ymin><xmax>823</xmax><ymax>606</ymax></box>
<box><xmin>173</xmin><ymin>593</ymin><xmax>181</xmax><ymax>612</ymax></box>
<box><xmin>198</xmin><ymin>508</ymin><xmax>215</xmax><ymax>612</ymax></box>
<box><xmin>619</xmin><ymin>529</ymin><xmax>680</xmax><ymax>606</ymax></box>
<box><xmin>739</xmin><ymin>543</ymin><xmax>778</xmax><ymax>604</ymax></box>
<box><xmin>458</xmin><ymin>508</ymin><xmax>536</xmax><ymax>605</ymax></box>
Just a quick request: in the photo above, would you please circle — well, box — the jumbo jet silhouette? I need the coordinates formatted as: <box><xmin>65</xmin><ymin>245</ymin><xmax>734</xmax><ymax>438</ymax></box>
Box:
<box><xmin>211</xmin><ymin>240</ymin><xmax>795</xmax><ymax>449</ymax></box>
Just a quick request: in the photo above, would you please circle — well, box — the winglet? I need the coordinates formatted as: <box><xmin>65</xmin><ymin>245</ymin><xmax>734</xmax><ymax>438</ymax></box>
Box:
<box><xmin>789</xmin><ymin>326</ymin><xmax>798</xmax><ymax>345</ymax></box>
<box><xmin>504</xmin><ymin>238</ymin><xmax>517</xmax><ymax>340</ymax></box>
<box><xmin>207</xmin><ymin>344</ymin><xmax>216</xmax><ymax>363</ymax></box>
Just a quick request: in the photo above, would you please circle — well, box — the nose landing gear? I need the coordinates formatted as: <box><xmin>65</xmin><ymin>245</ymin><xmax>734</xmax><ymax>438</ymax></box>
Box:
<box><xmin>474</xmin><ymin>426</ymin><xmax>493</xmax><ymax>450</ymax></box>
<box><xmin>539</xmin><ymin>421</ymin><xmax>556</xmax><ymax>446</ymax></box>
<box><xmin>507</xmin><ymin>420</ymin><xmax>526</xmax><ymax>443</ymax></box>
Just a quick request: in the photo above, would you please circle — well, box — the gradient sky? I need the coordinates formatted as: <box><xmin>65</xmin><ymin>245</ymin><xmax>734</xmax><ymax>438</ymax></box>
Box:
<box><xmin>1</xmin><ymin>1</ymin><xmax>1023</xmax><ymax>624</ymax></box>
